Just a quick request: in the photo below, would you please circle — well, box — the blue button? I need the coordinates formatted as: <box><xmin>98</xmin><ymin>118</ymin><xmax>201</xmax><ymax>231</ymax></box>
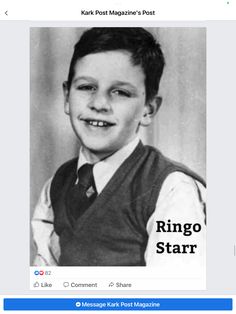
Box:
<box><xmin>3</xmin><ymin>298</ymin><xmax>233</xmax><ymax>311</ymax></box>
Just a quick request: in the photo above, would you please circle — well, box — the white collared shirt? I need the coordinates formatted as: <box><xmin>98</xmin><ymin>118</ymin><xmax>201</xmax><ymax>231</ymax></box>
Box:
<box><xmin>78</xmin><ymin>137</ymin><xmax>140</xmax><ymax>194</ymax></box>
<box><xmin>32</xmin><ymin>138</ymin><xmax>206</xmax><ymax>276</ymax></box>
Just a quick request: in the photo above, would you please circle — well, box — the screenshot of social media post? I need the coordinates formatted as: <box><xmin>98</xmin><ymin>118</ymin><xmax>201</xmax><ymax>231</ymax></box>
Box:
<box><xmin>30</xmin><ymin>27</ymin><xmax>206</xmax><ymax>290</ymax></box>
<box><xmin>1</xmin><ymin>8</ymin><xmax>236</xmax><ymax>310</ymax></box>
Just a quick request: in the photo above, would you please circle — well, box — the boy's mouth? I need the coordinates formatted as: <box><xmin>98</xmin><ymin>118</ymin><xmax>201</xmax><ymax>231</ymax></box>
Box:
<box><xmin>82</xmin><ymin>119</ymin><xmax>115</xmax><ymax>128</ymax></box>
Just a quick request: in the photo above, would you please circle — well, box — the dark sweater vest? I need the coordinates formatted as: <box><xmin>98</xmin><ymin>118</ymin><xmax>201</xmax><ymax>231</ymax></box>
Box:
<box><xmin>50</xmin><ymin>142</ymin><xmax>205</xmax><ymax>266</ymax></box>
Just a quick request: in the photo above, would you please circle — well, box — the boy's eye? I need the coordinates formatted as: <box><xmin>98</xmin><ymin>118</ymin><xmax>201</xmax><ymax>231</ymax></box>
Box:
<box><xmin>112</xmin><ymin>89</ymin><xmax>131</xmax><ymax>98</ymax></box>
<box><xmin>77</xmin><ymin>85</ymin><xmax>96</xmax><ymax>92</ymax></box>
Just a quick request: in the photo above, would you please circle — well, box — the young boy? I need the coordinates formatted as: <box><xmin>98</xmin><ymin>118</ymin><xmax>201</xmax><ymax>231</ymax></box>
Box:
<box><xmin>32</xmin><ymin>28</ymin><xmax>206</xmax><ymax>269</ymax></box>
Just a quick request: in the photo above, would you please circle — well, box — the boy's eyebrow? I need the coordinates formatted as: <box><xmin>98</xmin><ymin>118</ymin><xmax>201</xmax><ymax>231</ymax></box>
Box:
<box><xmin>72</xmin><ymin>76</ymin><xmax>97</xmax><ymax>83</ymax></box>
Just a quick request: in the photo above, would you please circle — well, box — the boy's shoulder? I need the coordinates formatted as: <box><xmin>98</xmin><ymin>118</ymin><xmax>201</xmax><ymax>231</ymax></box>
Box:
<box><xmin>143</xmin><ymin>144</ymin><xmax>206</xmax><ymax>187</ymax></box>
<box><xmin>54</xmin><ymin>157</ymin><xmax>78</xmax><ymax>176</ymax></box>
<box><xmin>50</xmin><ymin>157</ymin><xmax>78</xmax><ymax>198</ymax></box>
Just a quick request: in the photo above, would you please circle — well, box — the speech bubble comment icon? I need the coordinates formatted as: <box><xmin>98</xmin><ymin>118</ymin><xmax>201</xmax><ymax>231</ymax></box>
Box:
<box><xmin>63</xmin><ymin>282</ymin><xmax>69</xmax><ymax>287</ymax></box>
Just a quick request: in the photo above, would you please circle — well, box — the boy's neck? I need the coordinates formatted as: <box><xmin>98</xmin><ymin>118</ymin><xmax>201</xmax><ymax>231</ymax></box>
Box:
<box><xmin>80</xmin><ymin>137</ymin><xmax>140</xmax><ymax>164</ymax></box>
<box><xmin>81</xmin><ymin>147</ymin><xmax>117</xmax><ymax>164</ymax></box>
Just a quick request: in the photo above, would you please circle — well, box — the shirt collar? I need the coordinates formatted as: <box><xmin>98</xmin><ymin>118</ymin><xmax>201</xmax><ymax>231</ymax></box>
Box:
<box><xmin>77</xmin><ymin>137</ymin><xmax>140</xmax><ymax>194</ymax></box>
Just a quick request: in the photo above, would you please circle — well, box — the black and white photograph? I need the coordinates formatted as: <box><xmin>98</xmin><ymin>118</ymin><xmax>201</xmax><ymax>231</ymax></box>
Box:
<box><xmin>30</xmin><ymin>27</ymin><xmax>206</xmax><ymax>274</ymax></box>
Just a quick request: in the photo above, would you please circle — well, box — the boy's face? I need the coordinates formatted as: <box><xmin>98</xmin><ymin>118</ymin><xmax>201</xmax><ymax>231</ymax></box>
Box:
<box><xmin>64</xmin><ymin>51</ymin><xmax>154</xmax><ymax>160</ymax></box>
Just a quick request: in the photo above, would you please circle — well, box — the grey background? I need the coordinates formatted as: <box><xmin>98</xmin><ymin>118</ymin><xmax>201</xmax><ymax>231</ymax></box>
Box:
<box><xmin>0</xmin><ymin>21</ymin><xmax>235</xmax><ymax>294</ymax></box>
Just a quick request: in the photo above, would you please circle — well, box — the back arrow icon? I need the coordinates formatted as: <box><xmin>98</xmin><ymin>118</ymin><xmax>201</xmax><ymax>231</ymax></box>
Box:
<box><xmin>5</xmin><ymin>11</ymin><xmax>8</xmax><ymax>16</ymax></box>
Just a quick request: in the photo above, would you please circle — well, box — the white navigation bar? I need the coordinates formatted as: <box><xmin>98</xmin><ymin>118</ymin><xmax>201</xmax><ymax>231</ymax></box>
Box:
<box><xmin>0</xmin><ymin>0</ymin><xmax>236</xmax><ymax>20</ymax></box>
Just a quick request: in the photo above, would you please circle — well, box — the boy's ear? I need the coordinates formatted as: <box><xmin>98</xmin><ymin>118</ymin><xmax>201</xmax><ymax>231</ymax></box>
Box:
<box><xmin>63</xmin><ymin>81</ymin><xmax>70</xmax><ymax>115</ymax></box>
<box><xmin>140</xmin><ymin>96</ymin><xmax>162</xmax><ymax>127</ymax></box>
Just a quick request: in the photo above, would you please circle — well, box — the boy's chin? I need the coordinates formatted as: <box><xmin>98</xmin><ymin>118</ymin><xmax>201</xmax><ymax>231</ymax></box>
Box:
<box><xmin>81</xmin><ymin>143</ymin><xmax>119</xmax><ymax>161</ymax></box>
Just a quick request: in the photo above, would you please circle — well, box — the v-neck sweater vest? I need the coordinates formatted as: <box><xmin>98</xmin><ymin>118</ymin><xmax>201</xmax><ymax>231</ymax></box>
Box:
<box><xmin>50</xmin><ymin>141</ymin><xmax>205</xmax><ymax>266</ymax></box>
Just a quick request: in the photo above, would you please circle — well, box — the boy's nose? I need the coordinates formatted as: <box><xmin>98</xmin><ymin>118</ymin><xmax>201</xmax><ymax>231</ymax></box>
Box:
<box><xmin>89</xmin><ymin>93</ymin><xmax>111</xmax><ymax>112</ymax></box>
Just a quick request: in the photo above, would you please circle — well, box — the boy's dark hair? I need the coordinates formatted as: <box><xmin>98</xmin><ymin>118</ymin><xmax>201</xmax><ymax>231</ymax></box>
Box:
<box><xmin>67</xmin><ymin>28</ymin><xmax>165</xmax><ymax>102</ymax></box>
